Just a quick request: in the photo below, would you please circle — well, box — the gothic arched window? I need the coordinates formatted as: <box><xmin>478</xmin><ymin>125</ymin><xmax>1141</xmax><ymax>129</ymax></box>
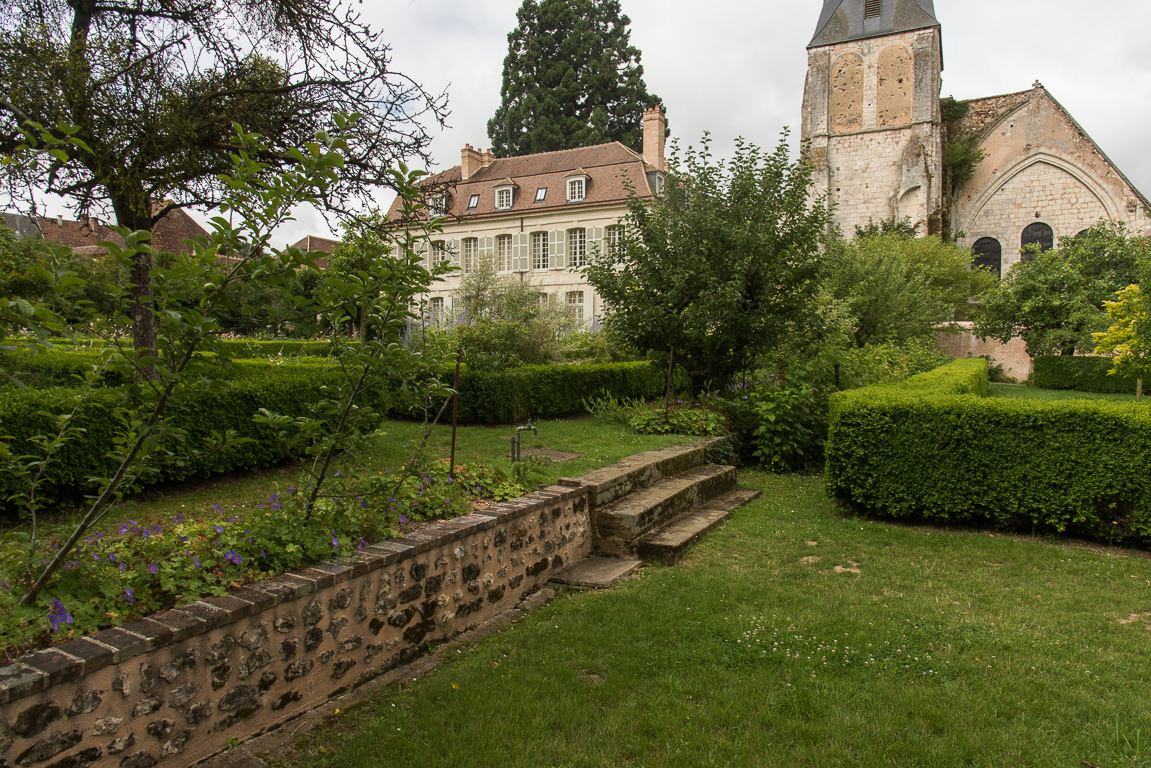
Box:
<box><xmin>1020</xmin><ymin>222</ymin><xmax>1054</xmax><ymax>261</ymax></box>
<box><xmin>972</xmin><ymin>237</ymin><xmax>1002</xmax><ymax>278</ymax></box>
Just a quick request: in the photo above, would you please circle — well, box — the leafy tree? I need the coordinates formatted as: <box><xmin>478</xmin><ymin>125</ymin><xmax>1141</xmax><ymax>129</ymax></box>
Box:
<box><xmin>330</xmin><ymin>212</ymin><xmax>390</xmax><ymax>341</ymax></box>
<box><xmin>1093</xmin><ymin>283</ymin><xmax>1151</xmax><ymax>402</ymax></box>
<box><xmin>582</xmin><ymin>133</ymin><xmax>831</xmax><ymax>391</ymax></box>
<box><xmin>825</xmin><ymin>232</ymin><xmax>995</xmax><ymax>348</ymax></box>
<box><xmin>487</xmin><ymin>0</ymin><xmax>662</xmax><ymax>157</ymax></box>
<box><xmin>1</xmin><ymin>120</ymin><xmax>454</xmax><ymax>606</ymax></box>
<box><xmin>448</xmin><ymin>256</ymin><xmax>576</xmax><ymax>368</ymax></box>
<box><xmin>973</xmin><ymin>222</ymin><xmax>1149</xmax><ymax>356</ymax></box>
<box><xmin>0</xmin><ymin>0</ymin><xmax>446</xmax><ymax>359</ymax></box>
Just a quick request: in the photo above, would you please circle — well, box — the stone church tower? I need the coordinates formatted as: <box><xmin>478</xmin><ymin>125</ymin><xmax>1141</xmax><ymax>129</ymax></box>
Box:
<box><xmin>802</xmin><ymin>0</ymin><xmax>943</xmax><ymax>236</ymax></box>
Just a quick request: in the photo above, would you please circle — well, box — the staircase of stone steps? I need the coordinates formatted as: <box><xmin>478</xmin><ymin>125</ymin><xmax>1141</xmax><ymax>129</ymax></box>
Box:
<box><xmin>551</xmin><ymin>437</ymin><xmax>760</xmax><ymax>588</ymax></box>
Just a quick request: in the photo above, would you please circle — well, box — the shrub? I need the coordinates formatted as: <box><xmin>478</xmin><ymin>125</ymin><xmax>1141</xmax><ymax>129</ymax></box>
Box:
<box><xmin>0</xmin><ymin>364</ymin><xmax>347</xmax><ymax>514</ymax></box>
<box><xmin>627</xmin><ymin>401</ymin><xmax>728</xmax><ymax>436</ymax></box>
<box><xmin>446</xmin><ymin>361</ymin><xmax>687</xmax><ymax>425</ymax></box>
<box><xmin>1032</xmin><ymin>355</ymin><xmax>1140</xmax><ymax>395</ymax></box>
<box><xmin>825</xmin><ymin>358</ymin><xmax>1151</xmax><ymax>547</ymax></box>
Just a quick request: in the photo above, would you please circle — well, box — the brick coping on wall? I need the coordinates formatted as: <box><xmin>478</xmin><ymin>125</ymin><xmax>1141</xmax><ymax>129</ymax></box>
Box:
<box><xmin>0</xmin><ymin>482</ymin><xmax>593</xmax><ymax>768</ymax></box>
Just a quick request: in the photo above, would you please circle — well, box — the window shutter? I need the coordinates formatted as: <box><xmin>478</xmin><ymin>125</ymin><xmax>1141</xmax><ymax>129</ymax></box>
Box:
<box><xmin>591</xmin><ymin>227</ymin><xmax>603</xmax><ymax>257</ymax></box>
<box><xmin>513</xmin><ymin>233</ymin><xmax>529</xmax><ymax>271</ymax></box>
<box><xmin>414</xmin><ymin>239</ymin><xmax>428</xmax><ymax>268</ymax></box>
<box><xmin>482</xmin><ymin>236</ymin><xmax>494</xmax><ymax>264</ymax></box>
<box><xmin>449</xmin><ymin>239</ymin><xmax>460</xmax><ymax>267</ymax></box>
<box><xmin>550</xmin><ymin>230</ymin><xmax>565</xmax><ymax>269</ymax></box>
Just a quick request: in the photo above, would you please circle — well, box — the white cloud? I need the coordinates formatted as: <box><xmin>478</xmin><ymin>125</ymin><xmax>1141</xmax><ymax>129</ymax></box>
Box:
<box><xmin>22</xmin><ymin>0</ymin><xmax>1151</xmax><ymax>245</ymax></box>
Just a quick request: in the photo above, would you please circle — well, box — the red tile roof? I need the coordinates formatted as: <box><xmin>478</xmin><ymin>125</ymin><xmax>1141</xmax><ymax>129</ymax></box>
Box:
<box><xmin>388</xmin><ymin>142</ymin><xmax>658</xmax><ymax>222</ymax></box>
<box><xmin>34</xmin><ymin>208</ymin><xmax>209</xmax><ymax>255</ymax></box>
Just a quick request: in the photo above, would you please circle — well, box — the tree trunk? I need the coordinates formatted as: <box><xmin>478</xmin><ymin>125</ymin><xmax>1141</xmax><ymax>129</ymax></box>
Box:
<box><xmin>1138</xmin><ymin>378</ymin><xmax>1144</xmax><ymax>403</ymax></box>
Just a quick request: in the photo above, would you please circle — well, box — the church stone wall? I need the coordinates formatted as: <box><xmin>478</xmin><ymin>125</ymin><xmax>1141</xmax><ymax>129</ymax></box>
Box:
<box><xmin>803</xmin><ymin>28</ymin><xmax>943</xmax><ymax>236</ymax></box>
<box><xmin>955</xmin><ymin>88</ymin><xmax>1151</xmax><ymax>272</ymax></box>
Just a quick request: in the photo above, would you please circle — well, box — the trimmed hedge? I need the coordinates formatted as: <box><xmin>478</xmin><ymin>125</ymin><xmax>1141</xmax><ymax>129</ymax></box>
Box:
<box><xmin>0</xmin><ymin>364</ymin><xmax>345</xmax><ymax>513</ymax></box>
<box><xmin>825</xmin><ymin>358</ymin><xmax>1151</xmax><ymax>547</ymax></box>
<box><xmin>1032</xmin><ymin>355</ymin><xmax>1140</xmax><ymax>395</ymax></box>
<box><xmin>447</xmin><ymin>361</ymin><xmax>686</xmax><ymax>425</ymax></box>
<box><xmin>1</xmin><ymin>358</ymin><xmax>680</xmax><ymax>513</ymax></box>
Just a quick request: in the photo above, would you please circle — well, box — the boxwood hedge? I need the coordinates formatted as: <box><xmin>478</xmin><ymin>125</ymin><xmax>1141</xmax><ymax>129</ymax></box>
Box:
<box><xmin>1032</xmin><ymin>355</ymin><xmax>1140</xmax><ymax>395</ymax></box>
<box><xmin>825</xmin><ymin>357</ymin><xmax>1151</xmax><ymax>547</ymax></box>
<box><xmin>0</xmin><ymin>364</ymin><xmax>343</xmax><ymax>514</ymax></box>
<box><xmin>0</xmin><ymin>358</ymin><xmax>675</xmax><ymax>514</ymax></box>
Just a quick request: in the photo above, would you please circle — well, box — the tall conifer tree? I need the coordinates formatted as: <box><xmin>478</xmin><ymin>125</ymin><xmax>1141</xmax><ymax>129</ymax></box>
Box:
<box><xmin>487</xmin><ymin>0</ymin><xmax>662</xmax><ymax>158</ymax></box>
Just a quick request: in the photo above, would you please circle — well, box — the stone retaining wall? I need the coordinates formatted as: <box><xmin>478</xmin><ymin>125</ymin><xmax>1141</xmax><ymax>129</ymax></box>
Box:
<box><xmin>0</xmin><ymin>485</ymin><xmax>591</xmax><ymax>768</ymax></box>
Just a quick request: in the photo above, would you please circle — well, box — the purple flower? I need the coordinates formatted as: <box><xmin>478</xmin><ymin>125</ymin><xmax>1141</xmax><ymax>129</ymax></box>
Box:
<box><xmin>214</xmin><ymin>525</ymin><xmax>225</xmax><ymax>534</ymax></box>
<box><xmin>118</xmin><ymin>562</ymin><xmax>127</xmax><ymax>571</ymax></box>
<box><xmin>150</xmin><ymin>525</ymin><xmax>162</xmax><ymax>535</ymax></box>
<box><xmin>260</xmin><ymin>549</ymin><xmax>266</xmax><ymax>559</ymax></box>
<box><xmin>194</xmin><ymin>556</ymin><xmax>201</xmax><ymax>569</ymax></box>
<box><xmin>174</xmin><ymin>513</ymin><xmax>186</xmax><ymax>524</ymax></box>
<box><xmin>0</xmin><ymin>582</ymin><xmax>8</xmax><ymax>592</ymax></box>
<box><xmin>109</xmin><ymin>552</ymin><xmax>117</xmax><ymax>563</ymax></box>
<box><xmin>212</xmin><ymin>503</ymin><xmax>223</xmax><ymax>513</ymax></box>
<box><xmin>47</xmin><ymin>599</ymin><xmax>74</xmax><ymax>633</ymax></box>
<box><xmin>92</xmin><ymin>553</ymin><xmax>101</xmax><ymax>561</ymax></box>
<box><xmin>224</xmin><ymin>550</ymin><xmax>243</xmax><ymax>565</ymax></box>
<box><xmin>332</xmin><ymin>537</ymin><xmax>340</xmax><ymax>550</ymax></box>
<box><xmin>125</xmin><ymin>587</ymin><xmax>134</xmax><ymax>605</ymax></box>
<box><xmin>400</xmin><ymin>515</ymin><xmax>408</xmax><ymax>525</ymax></box>
<box><xmin>118</xmin><ymin>523</ymin><xmax>131</xmax><ymax>534</ymax></box>
<box><xmin>227</xmin><ymin>516</ymin><xmax>240</xmax><ymax>523</ymax></box>
<box><xmin>147</xmin><ymin>563</ymin><xmax>159</xmax><ymax>575</ymax></box>
<box><xmin>358</xmin><ymin>537</ymin><xmax>366</xmax><ymax>551</ymax></box>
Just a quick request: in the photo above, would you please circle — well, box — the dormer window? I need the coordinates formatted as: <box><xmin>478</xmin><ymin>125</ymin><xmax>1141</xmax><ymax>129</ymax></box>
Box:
<box><xmin>467</xmin><ymin>194</ymin><xmax>480</xmax><ymax>210</ymax></box>
<box><xmin>494</xmin><ymin>180</ymin><xmax>517</xmax><ymax>211</ymax></box>
<box><xmin>535</xmin><ymin>187</ymin><xmax>547</xmax><ymax>203</ymax></box>
<box><xmin>429</xmin><ymin>193</ymin><xmax>447</xmax><ymax>217</ymax></box>
<box><xmin>566</xmin><ymin>170</ymin><xmax>589</xmax><ymax>203</ymax></box>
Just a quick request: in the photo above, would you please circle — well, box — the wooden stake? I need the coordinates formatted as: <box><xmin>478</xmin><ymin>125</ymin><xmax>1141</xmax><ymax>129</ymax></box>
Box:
<box><xmin>450</xmin><ymin>349</ymin><xmax>461</xmax><ymax>476</ymax></box>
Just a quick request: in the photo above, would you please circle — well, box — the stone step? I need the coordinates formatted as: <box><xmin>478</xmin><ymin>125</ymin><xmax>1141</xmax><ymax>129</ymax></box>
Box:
<box><xmin>594</xmin><ymin>464</ymin><xmax>737</xmax><ymax>557</ymax></box>
<box><xmin>550</xmin><ymin>556</ymin><xmax>643</xmax><ymax>588</ymax></box>
<box><xmin>558</xmin><ymin>437</ymin><xmax>727</xmax><ymax>509</ymax></box>
<box><xmin>636</xmin><ymin>488</ymin><xmax>762</xmax><ymax>565</ymax></box>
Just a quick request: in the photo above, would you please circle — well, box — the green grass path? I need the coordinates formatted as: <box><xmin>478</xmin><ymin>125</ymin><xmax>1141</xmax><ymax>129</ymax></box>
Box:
<box><xmin>286</xmin><ymin>471</ymin><xmax>1151</xmax><ymax>768</ymax></box>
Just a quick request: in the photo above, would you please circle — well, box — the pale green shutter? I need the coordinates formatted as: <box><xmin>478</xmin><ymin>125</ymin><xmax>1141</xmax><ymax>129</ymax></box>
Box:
<box><xmin>513</xmin><ymin>233</ymin><xmax>529</xmax><ymax>271</ymax></box>
<box><xmin>448</xmin><ymin>239</ymin><xmax>460</xmax><ymax>268</ymax></box>
<box><xmin>550</xmin><ymin>230</ymin><xmax>565</xmax><ymax>269</ymax></box>
<box><xmin>591</xmin><ymin>226</ymin><xmax>603</xmax><ymax>258</ymax></box>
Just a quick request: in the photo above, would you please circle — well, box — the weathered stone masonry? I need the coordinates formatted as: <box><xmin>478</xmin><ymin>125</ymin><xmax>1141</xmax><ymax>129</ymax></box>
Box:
<box><xmin>0</xmin><ymin>485</ymin><xmax>592</xmax><ymax>768</ymax></box>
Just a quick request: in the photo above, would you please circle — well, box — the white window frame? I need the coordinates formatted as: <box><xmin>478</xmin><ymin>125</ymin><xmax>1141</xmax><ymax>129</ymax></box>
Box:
<box><xmin>467</xmin><ymin>194</ymin><xmax>480</xmax><ymax>210</ymax></box>
<box><xmin>496</xmin><ymin>234</ymin><xmax>512</xmax><ymax>273</ymax></box>
<box><xmin>605</xmin><ymin>225</ymin><xmax>623</xmax><ymax>258</ymax></box>
<box><xmin>429</xmin><ymin>296</ymin><xmax>444</xmax><ymax>322</ymax></box>
<box><xmin>429</xmin><ymin>194</ymin><xmax>447</xmax><ymax>217</ymax></box>
<box><xmin>567</xmin><ymin>177</ymin><xmax>586</xmax><ymax>203</ymax></box>
<box><xmin>495</xmin><ymin>187</ymin><xmax>514</xmax><ymax>211</ymax></box>
<box><xmin>531</xmin><ymin>232</ymin><xmax>549</xmax><ymax>271</ymax></box>
<box><xmin>461</xmin><ymin>238</ymin><xmax>477</xmax><ymax>274</ymax></box>
<box><xmin>566</xmin><ymin>291</ymin><xmax>584</xmax><ymax>324</ymax></box>
<box><xmin>534</xmin><ymin>187</ymin><xmax>547</xmax><ymax>203</ymax></box>
<box><xmin>431</xmin><ymin>240</ymin><xmax>448</xmax><ymax>264</ymax></box>
<box><xmin>567</xmin><ymin>228</ymin><xmax>587</xmax><ymax>268</ymax></box>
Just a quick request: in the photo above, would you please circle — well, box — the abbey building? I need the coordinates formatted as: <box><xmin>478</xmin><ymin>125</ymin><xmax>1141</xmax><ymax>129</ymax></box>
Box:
<box><xmin>802</xmin><ymin>0</ymin><xmax>1151</xmax><ymax>278</ymax></box>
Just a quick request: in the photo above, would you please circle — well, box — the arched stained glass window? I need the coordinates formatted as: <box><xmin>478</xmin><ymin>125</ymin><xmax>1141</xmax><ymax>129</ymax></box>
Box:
<box><xmin>972</xmin><ymin>237</ymin><xmax>1002</xmax><ymax>278</ymax></box>
<box><xmin>1020</xmin><ymin>223</ymin><xmax>1054</xmax><ymax>261</ymax></box>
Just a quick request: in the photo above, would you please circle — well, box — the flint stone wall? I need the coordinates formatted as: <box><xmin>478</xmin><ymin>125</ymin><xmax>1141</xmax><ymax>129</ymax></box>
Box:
<box><xmin>0</xmin><ymin>485</ymin><xmax>591</xmax><ymax>768</ymax></box>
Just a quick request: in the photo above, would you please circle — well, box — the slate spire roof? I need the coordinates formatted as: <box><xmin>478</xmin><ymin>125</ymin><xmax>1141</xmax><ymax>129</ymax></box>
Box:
<box><xmin>809</xmin><ymin>0</ymin><xmax>938</xmax><ymax>48</ymax></box>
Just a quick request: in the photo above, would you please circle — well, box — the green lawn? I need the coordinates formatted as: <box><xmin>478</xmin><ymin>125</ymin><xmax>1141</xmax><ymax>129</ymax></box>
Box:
<box><xmin>282</xmin><ymin>471</ymin><xmax>1151</xmax><ymax>768</ymax></box>
<box><xmin>989</xmin><ymin>382</ymin><xmax>1139</xmax><ymax>402</ymax></box>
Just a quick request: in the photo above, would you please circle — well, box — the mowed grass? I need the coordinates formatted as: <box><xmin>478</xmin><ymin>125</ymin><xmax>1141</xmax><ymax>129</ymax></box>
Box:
<box><xmin>13</xmin><ymin>417</ymin><xmax>687</xmax><ymax>539</ymax></box>
<box><xmin>989</xmin><ymin>382</ymin><xmax>1139</xmax><ymax>402</ymax></box>
<box><xmin>283</xmin><ymin>471</ymin><xmax>1151</xmax><ymax>768</ymax></box>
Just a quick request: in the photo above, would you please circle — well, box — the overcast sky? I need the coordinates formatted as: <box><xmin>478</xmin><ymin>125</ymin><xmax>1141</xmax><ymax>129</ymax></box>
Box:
<box><xmin>32</xmin><ymin>0</ymin><xmax>1151</xmax><ymax>246</ymax></box>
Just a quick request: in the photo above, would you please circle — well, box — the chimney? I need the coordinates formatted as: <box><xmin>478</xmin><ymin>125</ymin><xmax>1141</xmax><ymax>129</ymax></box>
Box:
<box><xmin>480</xmin><ymin>149</ymin><xmax>494</xmax><ymax>168</ymax></box>
<box><xmin>461</xmin><ymin>144</ymin><xmax>482</xmax><ymax>180</ymax></box>
<box><xmin>642</xmin><ymin>106</ymin><xmax>668</xmax><ymax>172</ymax></box>
<box><xmin>56</xmin><ymin>215</ymin><xmax>63</xmax><ymax>226</ymax></box>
